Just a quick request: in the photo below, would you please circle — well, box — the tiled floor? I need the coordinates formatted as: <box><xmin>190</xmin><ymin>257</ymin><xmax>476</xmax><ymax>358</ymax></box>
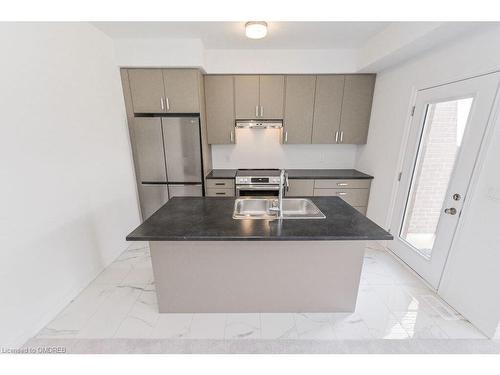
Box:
<box><xmin>34</xmin><ymin>241</ymin><xmax>486</xmax><ymax>341</ymax></box>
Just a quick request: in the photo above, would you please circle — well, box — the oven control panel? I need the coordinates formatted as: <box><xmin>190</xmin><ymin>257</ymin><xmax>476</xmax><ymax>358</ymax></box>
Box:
<box><xmin>236</xmin><ymin>176</ymin><xmax>280</xmax><ymax>185</ymax></box>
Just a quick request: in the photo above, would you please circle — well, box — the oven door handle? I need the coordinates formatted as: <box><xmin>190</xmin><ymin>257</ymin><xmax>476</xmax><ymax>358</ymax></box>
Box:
<box><xmin>236</xmin><ymin>185</ymin><xmax>280</xmax><ymax>191</ymax></box>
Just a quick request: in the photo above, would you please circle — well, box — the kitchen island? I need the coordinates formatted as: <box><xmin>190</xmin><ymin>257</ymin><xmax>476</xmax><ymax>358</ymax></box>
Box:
<box><xmin>127</xmin><ymin>196</ymin><xmax>392</xmax><ymax>313</ymax></box>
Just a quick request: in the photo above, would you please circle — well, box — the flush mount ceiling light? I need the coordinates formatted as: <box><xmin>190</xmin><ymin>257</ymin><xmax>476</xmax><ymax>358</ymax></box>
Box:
<box><xmin>245</xmin><ymin>21</ymin><xmax>268</xmax><ymax>39</ymax></box>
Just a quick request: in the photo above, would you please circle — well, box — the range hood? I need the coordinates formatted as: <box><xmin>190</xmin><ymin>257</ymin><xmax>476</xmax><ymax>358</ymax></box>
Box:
<box><xmin>235</xmin><ymin>120</ymin><xmax>283</xmax><ymax>129</ymax></box>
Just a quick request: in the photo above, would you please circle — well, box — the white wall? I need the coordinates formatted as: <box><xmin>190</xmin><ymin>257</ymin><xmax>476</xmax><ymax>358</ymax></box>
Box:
<box><xmin>355</xmin><ymin>25</ymin><xmax>500</xmax><ymax>336</ymax></box>
<box><xmin>0</xmin><ymin>23</ymin><xmax>141</xmax><ymax>347</ymax></box>
<box><xmin>212</xmin><ymin>129</ymin><xmax>358</xmax><ymax>169</ymax></box>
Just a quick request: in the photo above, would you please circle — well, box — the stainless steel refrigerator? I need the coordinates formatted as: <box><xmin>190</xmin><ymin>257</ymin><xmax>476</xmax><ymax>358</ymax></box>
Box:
<box><xmin>132</xmin><ymin>116</ymin><xmax>203</xmax><ymax>219</ymax></box>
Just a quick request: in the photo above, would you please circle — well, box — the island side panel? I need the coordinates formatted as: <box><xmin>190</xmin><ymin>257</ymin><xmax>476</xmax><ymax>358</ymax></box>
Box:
<box><xmin>150</xmin><ymin>241</ymin><xmax>365</xmax><ymax>313</ymax></box>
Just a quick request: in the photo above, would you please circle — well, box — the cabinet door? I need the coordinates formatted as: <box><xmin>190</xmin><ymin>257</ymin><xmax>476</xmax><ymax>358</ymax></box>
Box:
<box><xmin>205</xmin><ymin>75</ymin><xmax>235</xmax><ymax>144</ymax></box>
<box><xmin>259</xmin><ymin>75</ymin><xmax>284</xmax><ymax>119</ymax></box>
<box><xmin>234</xmin><ymin>75</ymin><xmax>260</xmax><ymax>119</ymax></box>
<box><xmin>128</xmin><ymin>69</ymin><xmax>166</xmax><ymax>114</ymax></box>
<box><xmin>339</xmin><ymin>75</ymin><xmax>375</xmax><ymax>144</ymax></box>
<box><xmin>163</xmin><ymin>69</ymin><xmax>200</xmax><ymax>113</ymax></box>
<box><xmin>286</xmin><ymin>179</ymin><xmax>314</xmax><ymax>197</ymax></box>
<box><xmin>132</xmin><ymin>117</ymin><xmax>167</xmax><ymax>182</ymax></box>
<box><xmin>283</xmin><ymin>76</ymin><xmax>316</xmax><ymax>144</ymax></box>
<box><xmin>312</xmin><ymin>75</ymin><xmax>344</xmax><ymax>143</ymax></box>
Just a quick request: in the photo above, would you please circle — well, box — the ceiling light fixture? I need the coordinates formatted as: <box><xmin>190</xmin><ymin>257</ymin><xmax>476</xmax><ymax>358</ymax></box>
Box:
<box><xmin>245</xmin><ymin>21</ymin><xmax>268</xmax><ymax>39</ymax></box>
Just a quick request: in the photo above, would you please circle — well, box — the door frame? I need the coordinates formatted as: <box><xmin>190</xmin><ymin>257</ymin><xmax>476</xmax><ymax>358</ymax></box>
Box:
<box><xmin>386</xmin><ymin>70</ymin><xmax>500</xmax><ymax>290</ymax></box>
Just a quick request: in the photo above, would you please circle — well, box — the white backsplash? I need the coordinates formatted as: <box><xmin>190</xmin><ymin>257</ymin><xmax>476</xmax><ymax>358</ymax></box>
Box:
<box><xmin>211</xmin><ymin>128</ymin><xmax>358</xmax><ymax>169</ymax></box>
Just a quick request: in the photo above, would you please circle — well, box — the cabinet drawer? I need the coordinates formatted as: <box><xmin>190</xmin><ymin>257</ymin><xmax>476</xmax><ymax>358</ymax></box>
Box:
<box><xmin>206</xmin><ymin>179</ymin><xmax>235</xmax><ymax>189</ymax></box>
<box><xmin>206</xmin><ymin>188</ymin><xmax>235</xmax><ymax>197</ymax></box>
<box><xmin>314</xmin><ymin>179</ymin><xmax>371</xmax><ymax>189</ymax></box>
<box><xmin>313</xmin><ymin>188</ymin><xmax>369</xmax><ymax>207</ymax></box>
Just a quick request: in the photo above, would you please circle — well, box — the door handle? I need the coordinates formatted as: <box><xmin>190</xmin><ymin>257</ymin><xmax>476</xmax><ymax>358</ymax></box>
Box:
<box><xmin>444</xmin><ymin>207</ymin><xmax>457</xmax><ymax>215</ymax></box>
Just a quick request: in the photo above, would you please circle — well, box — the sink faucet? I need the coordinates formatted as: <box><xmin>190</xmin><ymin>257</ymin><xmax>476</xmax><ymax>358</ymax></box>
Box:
<box><xmin>270</xmin><ymin>169</ymin><xmax>289</xmax><ymax>219</ymax></box>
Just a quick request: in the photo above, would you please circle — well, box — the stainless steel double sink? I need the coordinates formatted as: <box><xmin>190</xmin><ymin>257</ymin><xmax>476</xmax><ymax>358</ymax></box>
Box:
<box><xmin>232</xmin><ymin>198</ymin><xmax>326</xmax><ymax>220</ymax></box>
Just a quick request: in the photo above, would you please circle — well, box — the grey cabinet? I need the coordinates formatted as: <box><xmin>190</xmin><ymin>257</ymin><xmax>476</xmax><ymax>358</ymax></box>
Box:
<box><xmin>338</xmin><ymin>75</ymin><xmax>375</xmax><ymax>144</ymax></box>
<box><xmin>259</xmin><ymin>75</ymin><xmax>284</xmax><ymax>119</ymax></box>
<box><xmin>311</xmin><ymin>75</ymin><xmax>345</xmax><ymax>144</ymax></box>
<box><xmin>205</xmin><ymin>75</ymin><xmax>235</xmax><ymax>144</ymax></box>
<box><xmin>312</xmin><ymin>178</ymin><xmax>372</xmax><ymax>215</ymax></box>
<box><xmin>128</xmin><ymin>69</ymin><xmax>166</xmax><ymax>114</ymax></box>
<box><xmin>206</xmin><ymin>178</ymin><xmax>235</xmax><ymax>197</ymax></box>
<box><xmin>234</xmin><ymin>75</ymin><xmax>260</xmax><ymax>119</ymax></box>
<box><xmin>286</xmin><ymin>179</ymin><xmax>314</xmax><ymax>197</ymax></box>
<box><xmin>283</xmin><ymin>75</ymin><xmax>316</xmax><ymax>144</ymax></box>
<box><xmin>132</xmin><ymin>117</ymin><xmax>167</xmax><ymax>182</ymax></box>
<box><xmin>163</xmin><ymin>69</ymin><xmax>200</xmax><ymax>113</ymax></box>
<box><xmin>128</xmin><ymin>68</ymin><xmax>200</xmax><ymax>114</ymax></box>
<box><xmin>234</xmin><ymin>75</ymin><xmax>284</xmax><ymax>119</ymax></box>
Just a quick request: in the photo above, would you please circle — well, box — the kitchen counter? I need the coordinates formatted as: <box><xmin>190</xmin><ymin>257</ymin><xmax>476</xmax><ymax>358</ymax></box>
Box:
<box><xmin>126</xmin><ymin>196</ymin><xmax>391</xmax><ymax>241</ymax></box>
<box><xmin>205</xmin><ymin>169</ymin><xmax>237</xmax><ymax>179</ymax></box>
<box><xmin>286</xmin><ymin>169</ymin><xmax>373</xmax><ymax>179</ymax></box>
<box><xmin>205</xmin><ymin>168</ymin><xmax>373</xmax><ymax>180</ymax></box>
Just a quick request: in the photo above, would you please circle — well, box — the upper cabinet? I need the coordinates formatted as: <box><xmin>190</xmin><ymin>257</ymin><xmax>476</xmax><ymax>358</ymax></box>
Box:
<box><xmin>128</xmin><ymin>68</ymin><xmax>200</xmax><ymax>114</ymax></box>
<box><xmin>283</xmin><ymin>75</ymin><xmax>316</xmax><ymax>144</ymax></box>
<box><xmin>204</xmin><ymin>75</ymin><xmax>235</xmax><ymax>144</ymax></box>
<box><xmin>203</xmin><ymin>73</ymin><xmax>375</xmax><ymax>145</ymax></box>
<box><xmin>311</xmin><ymin>75</ymin><xmax>345</xmax><ymax>144</ymax></box>
<box><xmin>128</xmin><ymin>69</ymin><xmax>166</xmax><ymax>114</ymax></box>
<box><xmin>339</xmin><ymin>75</ymin><xmax>376</xmax><ymax>144</ymax></box>
<box><xmin>234</xmin><ymin>75</ymin><xmax>284</xmax><ymax>119</ymax></box>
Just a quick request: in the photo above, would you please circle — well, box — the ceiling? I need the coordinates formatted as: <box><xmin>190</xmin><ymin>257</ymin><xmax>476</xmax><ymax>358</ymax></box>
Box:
<box><xmin>93</xmin><ymin>22</ymin><xmax>391</xmax><ymax>49</ymax></box>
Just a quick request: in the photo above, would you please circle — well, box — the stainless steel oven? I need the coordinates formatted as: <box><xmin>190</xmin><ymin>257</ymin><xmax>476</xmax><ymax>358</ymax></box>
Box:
<box><xmin>235</xmin><ymin>170</ymin><xmax>281</xmax><ymax>197</ymax></box>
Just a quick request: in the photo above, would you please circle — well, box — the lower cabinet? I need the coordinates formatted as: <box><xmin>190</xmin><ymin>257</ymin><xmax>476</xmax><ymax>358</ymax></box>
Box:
<box><xmin>287</xmin><ymin>178</ymin><xmax>371</xmax><ymax>215</ymax></box>
<box><xmin>206</xmin><ymin>178</ymin><xmax>235</xmax><ymax>196</ymax></box>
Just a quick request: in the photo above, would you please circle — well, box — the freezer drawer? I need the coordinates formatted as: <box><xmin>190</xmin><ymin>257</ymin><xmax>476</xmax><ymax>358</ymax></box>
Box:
<box><xmin>139</xmin><ymin>184</ymin><xmax>169</xmax><ymax>220</ymax></box>
<box><xmin>168</xmin><ymin>184</ymin><xmax>203</xmax><ymax>197</ymax></box>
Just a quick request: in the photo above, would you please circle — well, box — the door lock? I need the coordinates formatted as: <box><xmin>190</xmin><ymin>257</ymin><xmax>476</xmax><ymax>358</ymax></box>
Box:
<box><xmin>452</xmin><ymin>193</ymin><xmax>461</xmax><ymax>201</ymax></box>
<box><xmin>444</xmin><ymin>207</ymin><xmax>457</xmax><ymax>215</ymax></box>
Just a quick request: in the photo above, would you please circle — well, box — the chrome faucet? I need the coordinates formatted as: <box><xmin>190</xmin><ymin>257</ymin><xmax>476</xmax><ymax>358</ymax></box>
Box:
<box><xmin>270</xmin><ymin>169</ymin><xmax>289</xmax><ymax>219</ymax></box>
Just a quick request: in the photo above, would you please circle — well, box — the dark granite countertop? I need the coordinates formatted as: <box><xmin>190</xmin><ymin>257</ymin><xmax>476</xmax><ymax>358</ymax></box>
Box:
<box><xmin>205</xmin><ymin>169</ymin><xmax>237</xmax><ymax>179</ymax></box>
<box><xmin>286</xmin><ymin>169</ymin><xmax>373</xmax><ymax>180</ymax></box>
<box><xmin>126</xmin><ymin>197</ymin><xmax>392</xmax><ymax>241</ymax></box>
<box><xmin>205</xmin><ymin>169</ymin><xmax>373</xmax><ymax>180</ymax></box>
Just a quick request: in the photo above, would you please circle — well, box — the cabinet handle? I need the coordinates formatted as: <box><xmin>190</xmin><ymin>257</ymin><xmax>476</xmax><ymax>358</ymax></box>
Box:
<box><xmin>160</xmin><ymin>97</ymin><xmax>165</xmax><ymax>111</ymax></box>
<box><xmin>255</xmin><ymin>105</ymin><xmax>259</xmax><ymax>117</ymax></box>
<box><xmin>284</xmin><ymin>131</ymin><xmax>288</xmax><ymax>143</ymax></box>
<box><xmin>337</xmin><ymin>192</ymin><xmax>347</xmax><ymax>196</ymax></box>
<box><xmin>216</xmin><ymin>192</ymin><xmax>226</xmax><ymax>195</ymax></box>
<box><xmin>340</xmin><ymin>131</ymin><xmax>344</xmax><ymax>143</ymax></box>
<box><xmin>215</xmin><ymin>183</ymin><xmax>225</xmax><ymax>186</ymax></box>
<box><xmin>166</xmin><ymin>97</ymin><xmax>170</xmax><ymax>111</ymax></box>
<box><xmin>335</xmin><ymin>131</ymin><xmax>339</xmax><ymax>143</ymax></box>
<box><xmin>337</xmin><ymin>183</ymin><xmax>348</xmax><ymax>187</ymax></box>
<box><xmin>260</xmin><ymin>106</ymin><xmax>264</xmax><ymax>117</ymax></box>
<box><xmin>230</xmin><ymin>131</ymin><xmax>234</xmax><ymax>143</ymax></box>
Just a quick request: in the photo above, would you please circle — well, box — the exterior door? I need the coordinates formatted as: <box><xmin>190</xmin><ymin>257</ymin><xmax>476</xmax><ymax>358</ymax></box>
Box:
<box><xmin>389</xmin><ymin>73</ymin><xmax>500</xmax><ymax>288</ymax></box>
